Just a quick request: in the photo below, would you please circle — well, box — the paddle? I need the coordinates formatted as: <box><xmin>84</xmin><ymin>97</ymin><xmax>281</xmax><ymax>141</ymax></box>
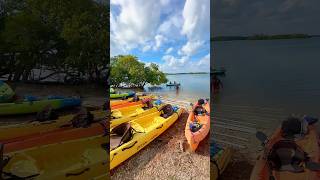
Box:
<box><xmin>256</xmin><ymin>131</ymin><xmax>269</xmax><ymax>147</ymax></box>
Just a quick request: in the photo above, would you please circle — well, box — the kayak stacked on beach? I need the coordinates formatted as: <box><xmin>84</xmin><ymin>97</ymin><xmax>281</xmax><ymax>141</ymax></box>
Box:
<box><xmin>185</xmin><ymin>99</ymin><xmax>210</xmax><ymax>151</ymax></box>
<box><xmin>0</xmin><ymin>109</ymin><xmax>108</xmax><ymax>179</ymax></box>
<box><xmin>0</xmin><ymin>110</ymin><xmax>107</xmax><ymax>142</ymax></box>
<box><xmin>111</xmin><ymin>99</ymin><xmax>163</xmax><ymax>128</ymax></box>
<box><xmin>0</xmin><ymin>96</ymin><xmax>81</xmax><ymax>116</ymax></box>
<box><xmin>250</xmin><ymin>116</ymin><xmax>320</xmax><ymax>180</ymax></box>
<box><xmin>1</xmin><ymin>119</ymin><xmax>108</xmax><ymax>179</ymax></box>
<box><xmin>110</xmin><ymin>94</ymin><xmax>157</xmax><ymax>109</ymax></box>
<box><xmin>110</xmin><ymin>100</ymin><xmax>183</xmax><ymax>170</ymax></box>
<box><xmin>110</xmin><ymin>88</ymin><xmax>135</xmax><ymax>99</ymax></box>
<box><xmin>0</xmin><ymin>82</ymin><xmax>108</xmax><ymax>179</ymax></box>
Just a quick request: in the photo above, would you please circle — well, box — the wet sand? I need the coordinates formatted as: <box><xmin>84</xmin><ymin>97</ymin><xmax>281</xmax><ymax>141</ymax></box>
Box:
<box><xmin>111</xmin><ymin>112</ymin><xmax>210</xmax><ymax>180</ymax></box>
<box><xmin>212</xmin><ymin>103</ymin><xmax>289</xmax><ymax>179</ymax></box>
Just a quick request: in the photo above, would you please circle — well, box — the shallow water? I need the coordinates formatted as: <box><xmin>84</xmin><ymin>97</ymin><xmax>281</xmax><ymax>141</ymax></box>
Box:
<box><xmin>213</xmin><ymin>37</ymin><xmax>320</xmax><ymax>116</ymax></box>
<box><xmin>145</xmin><ymin>74</ymin><xmax>210</xmax><ymax>103</ymax></box>
<box><xmin>211</xmin><ymin>37</ymin><xmax>320</xmax><ymax>159</ymax></box>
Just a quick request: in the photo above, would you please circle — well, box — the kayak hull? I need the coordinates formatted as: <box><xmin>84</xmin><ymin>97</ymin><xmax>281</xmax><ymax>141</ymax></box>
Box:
<box><xmin>110</xmin><ymin>108</ymin><xmax>183</xmax><ymax>170</ymax></box>
<box><xmin>185</xmin><ymin>101</ymin><xmax>210</xmax><ymax>151</ymax></box>
<box><xmin>110</xmin><ymin>95</ymin><xmax>155</xmax><ymax>107</ymax></box>
<box><xmin>110</xmin><ymin>91</ymin><xmax>135</xmax><ymax>99</ymax></box>
<box><xmin>0</xmin><ymin>97</ymin><xmax>81</xmax><ymax>116</ymax></box>
<box><xmin>2</xmin><ymin>135</ymin><xmax>107</xmax><ymax>179</ymax></box>
<box><xmin>0</xmin><ymin>110</ymin><xmax>107</xmax><ymax>142</ymax></box>
<box><xmin>3</xmin><ymin>120</ymin><xmax>107</xmax><ymax>152</ymax></box>
<box><xmin>111</xmin><ymin>104</ymin><xmax>162</xmax><ymax>129</ymax></box>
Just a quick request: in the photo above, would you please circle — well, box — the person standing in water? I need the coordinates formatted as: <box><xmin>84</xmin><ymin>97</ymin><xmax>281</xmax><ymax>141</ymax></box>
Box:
<box><xmin>213</xmin><ymin>75</ymin><xmax>223</xmax><ymax>94</ymax></box>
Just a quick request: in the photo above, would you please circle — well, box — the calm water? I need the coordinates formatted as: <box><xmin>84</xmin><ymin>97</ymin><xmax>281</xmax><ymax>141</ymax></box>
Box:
<box><xmin>145</xmin><ymin>74</ymin><xmax>210</xmax><ymax>102</ymax></box>
<box><xmin>214</xmin><ymin>37</ymin><xmax>320</xmax><ymax>116</ymax></box>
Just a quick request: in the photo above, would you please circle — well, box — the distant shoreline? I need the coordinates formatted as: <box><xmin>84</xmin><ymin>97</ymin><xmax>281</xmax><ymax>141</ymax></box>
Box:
<box><xmin>165</xmin><ymin>72</ymin><xmax>209</xmax><ymax>75</ymax></box>
<box><xmin>211</xmin><ymin>34</ymin><xmax>320</xmax><ymax>41</ymax></box>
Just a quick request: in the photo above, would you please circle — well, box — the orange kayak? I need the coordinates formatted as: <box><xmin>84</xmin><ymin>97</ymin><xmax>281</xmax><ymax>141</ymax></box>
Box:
<box><xmin>111</xmin><ymin>101</ymin><xmax>142</xmax><ymax>109</ymax></box>
<box><xmin>3</xmin><ymin>120</ymin><xmax>107</xmax><ymax>153</ymax></box>
<box><xmin>250</xmin><ymin>125</ymin><xmax>320</xmax><ymax>180</ymax></box>
<box><xmin>185</xmin><ymin>99</ymin><xmax>210</xmax><ymax>151</ymax></box>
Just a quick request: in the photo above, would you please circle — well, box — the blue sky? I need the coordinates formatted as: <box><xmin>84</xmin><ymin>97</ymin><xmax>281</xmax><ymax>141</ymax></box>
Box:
<box><xmin>110</xmin><ymin>0</ymin><xmax>210</xmax><ymax>73</ymax></box>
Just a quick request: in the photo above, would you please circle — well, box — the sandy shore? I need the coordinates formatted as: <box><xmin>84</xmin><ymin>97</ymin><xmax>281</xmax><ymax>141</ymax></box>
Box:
<box><xmin>211</xmin><ymin>103</ymin><xmax>290</xmax><ymax>179</ymax></box>
<box><xmin>111</xmin><ymin>112</ymin><xmax>210</xmax><ymax>180</ymax></box>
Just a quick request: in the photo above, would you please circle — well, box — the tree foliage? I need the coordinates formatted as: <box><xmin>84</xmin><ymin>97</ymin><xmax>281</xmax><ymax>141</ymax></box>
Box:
<box><xmin>0</xmin><ymin>0</ymin><xmax>109</xmax><ymax>84</ymax></box>
<box><xmin>110</xmin><ymin>55</ymin><xmax>167</xmax><ymax>88</ymax></box>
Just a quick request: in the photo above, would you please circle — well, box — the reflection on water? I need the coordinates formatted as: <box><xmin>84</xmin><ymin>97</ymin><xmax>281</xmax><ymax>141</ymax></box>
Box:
<box><xmin>214</xmin><ymin>37</ymin><xmax>320</xmax><ymax>116</ymax></box>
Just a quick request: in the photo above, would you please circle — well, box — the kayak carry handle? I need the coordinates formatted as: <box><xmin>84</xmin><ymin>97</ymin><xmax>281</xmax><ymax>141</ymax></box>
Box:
<box><xmin>156</xmin><ymin>124</ymin><xmax>163</xmax><ymax>129</ymax></box>
<box><xmin>122</xmin><ymin>141</ymin><xmax>137</xmax><ymax>151</ymax></box>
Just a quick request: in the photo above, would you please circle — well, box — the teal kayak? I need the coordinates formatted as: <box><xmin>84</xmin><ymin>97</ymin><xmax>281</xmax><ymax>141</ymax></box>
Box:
<box><xmin>0</xmin><ymin>96</ymin><xmax>81</xmax><ymax>116</ymax></box>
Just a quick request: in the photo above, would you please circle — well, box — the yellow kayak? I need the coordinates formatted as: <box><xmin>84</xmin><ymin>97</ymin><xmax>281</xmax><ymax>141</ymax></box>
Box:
<box><xmin>110</xmin><ymin>105</ymin><xmax>183</xmax><ymax>170</ymax></box>
<box><xmin>110</xmin><ymin>95</ymin><xmax>156</xmax><ymax>107</ymax></box>
<box><xmin>1</xmin><ymin>135</ymin><xmax>107</xmax><ymax>179</ymax></box>
<box><xmin>210</xmin><ymin>145</ymin><xmax>232</xmax><ymax>180</ymax></box>
<box><xmin>0</xmin><ymin>110</ymin><xmax>107</xmax><ymax>141</ymax></box>
<box><xmin>111</xmin><ymin>103</ymin><xmax>163</xmax><ymax>129</ymax></box>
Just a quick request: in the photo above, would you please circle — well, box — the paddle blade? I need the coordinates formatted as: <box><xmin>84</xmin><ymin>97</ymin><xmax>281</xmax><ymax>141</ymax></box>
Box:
<box><xmin>256</xmin><ymin>131</ymin><xmax>268</xmax><ymax>146</ymax></box>
<box><xmin>305</xmin><ymin>161</ymin><xmax>320</xmax><ymax>171</ymax></box>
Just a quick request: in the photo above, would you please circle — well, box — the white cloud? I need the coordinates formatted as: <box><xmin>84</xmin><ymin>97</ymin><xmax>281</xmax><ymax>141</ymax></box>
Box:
<box><xmin>181</xmin><ymin>40</ymin><xmax>203</xmax><ymax>56</ymax></box>
<box><xmin>159</xmin><ymin>54</ymin><xmax>210</xmax><ymax>73</ymax></box>
<box><xmin>197</xmin><ymin>53</ymin><xmax>210</xmax><ymax>66</ymax></box>
<box><xmin>153</xmin><ymin>34</ymin><xmax>166</xmax><ymax>50</ymax></box>
<box><xmin>165</xmin><ymin>47</ymin><xmax>173</xmax><ymax>54</ymax></box>
<box><xmin>158</xmin><ymin>14</ymin><xmax>184</xmax><ymax>39</ymax></box>
<box><xmin>162</xmin><ymin>55</ymin><xmax>188</xmax><ymax>67</ymax></box>
<box><xmin>110</xmin><ymin>0</ymin><xmax>162</xmax><ymax>55</ymax></box>
<box><xmin>142</xmin><ymin>44</ymin><xmax>152</xmax><ymax>52</ymax></box>
<box><xmin>179</xmin><ymin>0</ymin><xmax>210</xmax><ymax>56</ymax></box>
<box><xmin>182</xmin><ymin>0</ymin><xmax>210</xmax><ymax>41</ymax></box>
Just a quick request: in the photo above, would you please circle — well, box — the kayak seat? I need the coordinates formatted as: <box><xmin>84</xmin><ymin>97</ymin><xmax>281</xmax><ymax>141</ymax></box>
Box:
<box><xmin>71</xmin><ymin>110</ymin><xmax>94</xmax><ymax>128</ymax></box>
<box><xmin>194</xmin><ymin>106</ymin><xmax>206</xmax><ymax>116</ymax></box>
<box><xmin>159</xmin><ymin>104</ymin><xmax>173</xmax><ymax>118</ymax></box>
<box><xmin>110</xmin><ymin>123</ymin><xmax>133</xmax><ymax>150</ymax></box>
<box><xmin>267</xmin><ymin>140</ymin><xmax>307</xmax><ymax>172</ymax></box>
<box><xmin>142</xmin><ymin>99</ymin><xmax>153</xmax><ymax>110</ymax></box>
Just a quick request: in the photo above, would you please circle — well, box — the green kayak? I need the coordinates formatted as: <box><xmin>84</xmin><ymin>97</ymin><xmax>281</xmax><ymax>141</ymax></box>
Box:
<box><xmin>0</xmin><ymin>81</ymin><xmax>15</xmax><ymax>103</ymax></box>
<box><xmin>0</xmin><ymin>97</ymin><xmax>81</xmax><ymax>116</ymax></box>
<box><xmin>110</xmin><ymin>91</ymin><xmax>135</xmax><ymax>99</ymax></box>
